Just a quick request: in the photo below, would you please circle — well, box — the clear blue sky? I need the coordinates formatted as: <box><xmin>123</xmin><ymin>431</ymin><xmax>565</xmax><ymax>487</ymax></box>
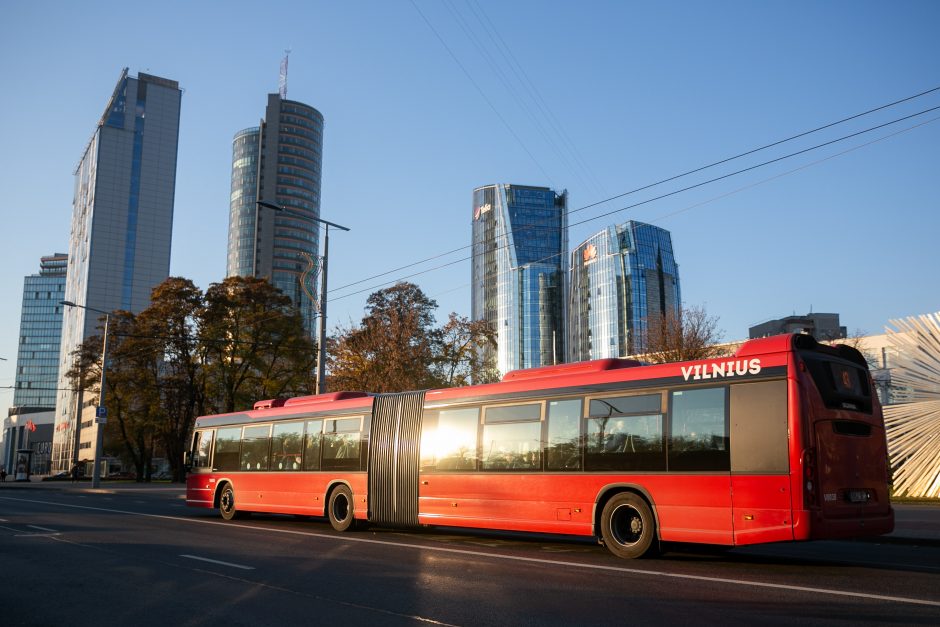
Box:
<box><xmin>2</xmin><ymin>0</ymin><xmax>938</xmax><ymax>410</ymax></box>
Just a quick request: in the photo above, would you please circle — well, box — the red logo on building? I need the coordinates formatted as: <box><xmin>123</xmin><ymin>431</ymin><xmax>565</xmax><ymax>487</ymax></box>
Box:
<box><xmin>582</xmin><ymin>244</ymin><xmax>597</xmax><ymax>264</ymax></box>
<box><xmin>473</xmin><ymin>203</ymin><xmax>492</xmax><ymax>221</ymax></box>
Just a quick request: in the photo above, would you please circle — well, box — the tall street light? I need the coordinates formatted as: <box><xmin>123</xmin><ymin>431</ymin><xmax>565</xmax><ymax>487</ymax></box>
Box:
<box><xmin>257</xmin><ymin>201</ymin><xmax>350</xmax><ymax>394</ymax></box>
<box><xmin>60</xmin><ymin>300</ymin><xmax>110</xmax><ymax>489</ymax></box>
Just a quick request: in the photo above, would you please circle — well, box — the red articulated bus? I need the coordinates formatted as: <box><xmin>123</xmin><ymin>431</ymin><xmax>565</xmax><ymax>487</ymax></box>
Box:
<box><xmin>185</xmin><ymin>334</ymin><xmax>893</xmax><ymax>558</ymax></box>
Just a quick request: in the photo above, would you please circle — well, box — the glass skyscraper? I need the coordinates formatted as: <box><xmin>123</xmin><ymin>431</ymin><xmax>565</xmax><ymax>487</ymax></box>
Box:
<box><xmin>226</xmin><ymin>94</ymin><xmax>324</xmax><ymax>338</ymax></box>
<box><xmin>472</xmin><ymin>184</ymin><xmax>568</xmax><ymax>375</ymax></box>
<box><xmin>12</xmin><ymin>253</ymin><xmax>67</xmax><ymax>410</ymax></box>
<box><xmin>568</xmin><ymin>221</ymin><xmax>680</xmax><ymax>360</ymax></box>
<box><xmin>52</xmin><ymin>69</ymin><xmax>182</xmax><ymax>472</ymax></box>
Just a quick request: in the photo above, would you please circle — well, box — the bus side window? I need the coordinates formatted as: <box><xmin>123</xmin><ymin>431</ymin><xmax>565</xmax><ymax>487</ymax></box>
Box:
<box><xmin>546</xmin><ymin>399</ymin><xmax>582</xmax><ymax>470</ymax></box>
<box><xmin>730</xmin><ymin>380</ymin><xmax>788</xmax><ymax>473</ymax></box>
<box><xmin>585</xmin><ymin>394</ymin><xmax>665</xmax><ymax>472</ymax></box>
<box><xmin>481</xmin><ymin>403</ymin><xmax>542</xmax><ymax>471</ymax></box>
<box><xmin>242</xmin><ymin>425</ymin><xmax>272</xmax><ymax>471</ymax></box>
<box><xmin>668</xmin><ymin>387</ymin><xmax>729</xmax><ymax>471</ymax></box>
<box><xmin>214</xmin><ymin>427</ymin><xmax>242</xmax><ymax>472</ymax></box>
<box><xmin>272</xmin><ymin>421</ymin><xmax>304</xmax><ymax>471</ymax></box>
<box><xmin>420</xmin><ymin>407</ymin><xmax>479</xmax><ymax>471</ymax></box>
<box><xmin>192</xmin><ymin>429</ymin><xmax>214</xmax><ymax>469</ymax></box>
<box><xmin>322</xmin><ymin>417</ymin><xmax>364</xmax><ymax>471</ymax></box>
<box><xmin>303</xmin><ymin>419</ymin><xmax>323</xmax><ymax>471</ymax></box>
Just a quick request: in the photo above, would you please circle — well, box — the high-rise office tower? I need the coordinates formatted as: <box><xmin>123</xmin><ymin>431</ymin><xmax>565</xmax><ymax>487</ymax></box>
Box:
<box><xmin>568</xmin><ymin>221</ymin><xmax>680</xmax><ymax>360</ymax></box>
<box><xmin>51</xmin><ymin>69</ymin><xmax>182</xmax><ymax>472</ymax></box>
<box><xmin>472</xmin><ymin>184</ymin><xmax>567</xmax><ymax>375</ymax></box>
<box><xmin>226</xmin><ymin>94</ymin><xmax>324</xmax><ymax>337</ymax></box>
<box><xmin>12</xmin><ymin>253</ymin><xmax>67</xmax><ymax>410</ymax></box>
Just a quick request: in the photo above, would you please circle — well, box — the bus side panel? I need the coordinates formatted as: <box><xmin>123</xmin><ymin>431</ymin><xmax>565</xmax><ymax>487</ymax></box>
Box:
<box><xmin>417</xmin><ymin>474</ymin><xmax>733</xmax><ymax>544</ymax></box>
<box><xmin>730</xmin><ymin>474</ymin><xmax>793</xmax><ymax>545</ymax></box>
<box><xmin>185</xmin><ymin>472</ymin><xmax>215</xmax><ymax>508</ymax></box>
<box><xmin>418</xmin><ymin>474</ymin><xmax>594</xmax><ymax>535</ymax></box>
<box><xmin>648</xmin><ymin>475</ymin><xmax>732</xmax><ymax>544</ymax></box>
<box><xmin>203</xmin><ymin>472</ymin><xmax>368</xmax><ymax>518</ymax></box>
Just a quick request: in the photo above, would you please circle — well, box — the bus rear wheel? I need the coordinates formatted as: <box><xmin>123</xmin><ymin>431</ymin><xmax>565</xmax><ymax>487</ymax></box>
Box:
<box><xmin>600</xmin><ymin>492</ymin><xmax>657</xmax><ymax>559</ymax></box>
<box><xmin>219</xmin><ymin>484</ymin><xmax>248</xmax><ymax>521</ymax></box>
<box><xmin>328</xmin><ymin>485</ymin><xmax>355</xmax><ymax>532</ymax></box>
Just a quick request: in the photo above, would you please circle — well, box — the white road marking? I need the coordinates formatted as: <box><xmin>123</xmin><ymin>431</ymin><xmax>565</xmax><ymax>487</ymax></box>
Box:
<box><xmin>28</xmin><ymin>525</ymin><xmax>57</xmax><ymax>533</ymax></box>
<box><xmin>2</xmin><ymin>494</ymin><xmax>938</xmax><ymax>608</ymax></box>
<box><xmin>180</xmin><ymin>554</ymin><xmax>254</xmax><ymax>570</ymax></box>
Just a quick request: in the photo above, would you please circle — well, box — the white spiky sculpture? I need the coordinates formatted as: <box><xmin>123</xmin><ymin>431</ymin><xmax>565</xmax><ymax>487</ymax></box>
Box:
<box><xmin>883</xmin><ymin>312</ymin><xmax>940</xmax><ymax>498</ymax></box>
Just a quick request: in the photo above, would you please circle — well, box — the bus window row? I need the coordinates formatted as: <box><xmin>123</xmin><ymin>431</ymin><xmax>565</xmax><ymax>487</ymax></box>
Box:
<box><xmin>192</xmin><ymin>415</ymin><xmax>366</xmax><ymax>473</ymax></box>
<box><xmin>420</xmin><ymin>385</ymin><xmax>733</xmax><ymax>473</ymax></box>
<box><xmin>189</xmin><ymin>380</ymin><xmax>787</xmax><ymax>475</ymax></box>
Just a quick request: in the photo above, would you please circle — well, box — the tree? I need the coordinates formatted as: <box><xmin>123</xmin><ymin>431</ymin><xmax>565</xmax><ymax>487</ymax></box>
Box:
<box><xmin>136</xmin><ymin>278</ymin><xmax>206</xmax><ymax>482</ymax></box>
<box><xmin>433</xmin><ymin>313</ymin><xmax>500</xmax><ymax>387</ymax></box>
<box><xmin>328</xmin><ymin>282</ymin><xmax>441</xmax><ymax>393</ymax></box>
<box><xmin>65</xmin><ymin>311</ymin><xmax>160</xmax><ymax>481</ymax></box>
<box><xmin>642</xmin><ymin>304</ymin><xmax>727</xmax><ymax>364</ymax></box>
<box><xmin>62</xmin><ymin>276</ymin><xmax>319</xmax><ymax>481</ymax></box>
<box><xmin>201</xmin><ymin>276</ymin><xmax>316</xmax><ymax>413</ymax></box>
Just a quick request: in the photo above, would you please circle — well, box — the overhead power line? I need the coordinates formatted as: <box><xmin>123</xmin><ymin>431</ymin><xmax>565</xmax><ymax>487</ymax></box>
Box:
<box><xmin>410</xmin><ymin>0</ymin><xmax>556</xmax><ymax>185</ymax></box>
<box><xmin>330</xmin><ymin>103</ymin><xmax>940</xmax><ymax>302</ymax></box>
<box><xmin>329</xmin><ymin>85</ymin><xmax>940</xmax><ymax>297</ymax></box>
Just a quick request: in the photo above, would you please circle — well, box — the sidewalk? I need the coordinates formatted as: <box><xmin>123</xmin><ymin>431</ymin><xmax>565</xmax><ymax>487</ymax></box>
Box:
<box><xmin>880</xmin><ymin>503</ymin><xmax>940</xmax><ymax>546</ymax></box>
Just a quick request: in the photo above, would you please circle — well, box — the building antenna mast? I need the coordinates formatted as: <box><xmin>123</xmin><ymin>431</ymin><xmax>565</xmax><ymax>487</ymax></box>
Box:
<box><xmin>279</xmin><ymin>49</ymin><xmax>291</xmax><ymax>98</ymax></box>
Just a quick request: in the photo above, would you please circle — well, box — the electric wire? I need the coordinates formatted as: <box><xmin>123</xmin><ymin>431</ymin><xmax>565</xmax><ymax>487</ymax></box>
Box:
<box><xmin>443</xmin><ymin>0</ymin><xmax>597</xmax><ymax>197</ymax></box>
<box><xmin>409</xmin><ymin>0</ymin><xmax>556</xmax><ymax>186</ymax></box>
<box><xmin>330</xmin><ymin>103</ymin><xmax>940</xmax><ymax>302</ymax></box>
<box><xmin>425</xmin><ymin>113</ymin><xmax>940</xmax><ymax>304</ymax></box>
<box><xmin>329</xmin><ymin>85</ymin><xmax>940</xmax><ymax>296</ymax></box>
<box><xmin>465</xmin><ymin>0</ymin><xmax>608</xmax><ymax>197</ymax></box>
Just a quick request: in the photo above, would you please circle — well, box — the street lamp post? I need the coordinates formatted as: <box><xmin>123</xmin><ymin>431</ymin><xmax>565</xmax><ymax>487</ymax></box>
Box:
<box><xmin>257</xmin><ymin>201</ymin><xmax>349</xmax><ymax>395</ymax></box>
<box><xmin>60</xmin><ymin>300</ymin><xmax>110</xmax><ymax>489</ymax></box>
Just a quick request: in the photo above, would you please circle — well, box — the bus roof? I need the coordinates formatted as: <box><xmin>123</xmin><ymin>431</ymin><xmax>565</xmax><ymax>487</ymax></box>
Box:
<box><xmin>196</xmin><ymin>334</ymin><xmax>816</xmax><ymax>426</ymax></box>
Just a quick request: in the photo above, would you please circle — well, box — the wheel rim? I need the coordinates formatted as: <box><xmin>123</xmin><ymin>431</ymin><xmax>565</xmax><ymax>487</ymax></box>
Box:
<box><xmin>610</xmin><ymin>504</ymin><xmax>643</xmax><ymax>547</ymax></box>
<box><xmin>332</xmin><ymin>493</ymin><xmax>349</xmax><ymax>522</ymax></box>
<box><xmin>221</xmin><ymin>489</ymin><xmax>234</xmax><ymax>514</ymax></box>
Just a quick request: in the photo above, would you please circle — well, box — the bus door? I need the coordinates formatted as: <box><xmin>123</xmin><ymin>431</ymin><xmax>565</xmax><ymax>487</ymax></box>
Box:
<box><xmin>368</xmin><ymin>391</ymin><xmax>426</xmax><ymax>527</ymax></box>
<box><xmin>729</xmin><ymin>380</ymin><xmax>794</xmax><ymax>545</ymax></box>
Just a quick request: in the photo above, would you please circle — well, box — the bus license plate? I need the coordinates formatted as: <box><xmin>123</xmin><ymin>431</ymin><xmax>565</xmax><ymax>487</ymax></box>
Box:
<box><xmin>848</xmin><ymin>490</ymin><xmax>870</xmax><ymax>503</ymax></box>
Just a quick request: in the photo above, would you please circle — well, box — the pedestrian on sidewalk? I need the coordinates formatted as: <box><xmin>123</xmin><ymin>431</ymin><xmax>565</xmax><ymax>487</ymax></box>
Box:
<box><xmin>0</xmin><ymin>468</ymin><xmax>6</xmax><ymax>482</ymax></box>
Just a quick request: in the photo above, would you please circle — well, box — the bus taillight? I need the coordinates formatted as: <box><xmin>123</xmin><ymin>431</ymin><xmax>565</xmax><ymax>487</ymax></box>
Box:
<box><xmin>802</xmin><ymin>448</ymin><xmax>817</xmax><ymax>506</ymax></box>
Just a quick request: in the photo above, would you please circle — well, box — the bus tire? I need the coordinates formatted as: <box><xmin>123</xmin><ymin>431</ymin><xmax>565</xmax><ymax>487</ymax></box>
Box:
<box><xmin>328</xmin><ymin>485</ymin><xmax>355</xmax><ymax>532</ymax></box>
<box><xmin>219</xmin><ymin>483</ymin><xmax>248</xmax><ymax>521</ymax></box>
<box><xmin>600</xmin><ymin>492</ymin><xmax>657</xmax><ymax>559</ymax></box>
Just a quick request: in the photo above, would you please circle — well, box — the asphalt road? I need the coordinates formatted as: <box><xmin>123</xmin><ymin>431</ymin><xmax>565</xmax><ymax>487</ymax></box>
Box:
<box><xmin>1</xmin><ymin>488</ymin><xmax>938</xmax><ymax>626</ymax></box>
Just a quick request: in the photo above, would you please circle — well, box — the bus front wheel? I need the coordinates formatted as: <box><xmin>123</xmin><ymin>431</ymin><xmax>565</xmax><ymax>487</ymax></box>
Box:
<box><xmin>219</xmin><ymin>484</ymin><xmax>248</xmax><ymax>521</ymax></box>
<box><xmin>328</xmin><ymin>485</ymin><xmax>355</xmax><ymax>532</ymax></box>
<box><xmin>600</xmin><ymin>492</ymin><xmax>657</xmax><ymax>559</ymax></box>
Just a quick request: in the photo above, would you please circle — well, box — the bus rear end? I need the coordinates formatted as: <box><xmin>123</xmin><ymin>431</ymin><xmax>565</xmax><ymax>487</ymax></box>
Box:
<box><xmin>794</xmin><ymin>336</ymin><xmax>894</xmax><ymax>539</ymax></box>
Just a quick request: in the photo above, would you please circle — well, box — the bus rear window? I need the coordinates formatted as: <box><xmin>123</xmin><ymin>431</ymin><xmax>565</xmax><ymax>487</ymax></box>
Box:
<box><xmin>802</xmin><ymin>356</ymin><xmax>872</xmax><ymax>413</ymax></box>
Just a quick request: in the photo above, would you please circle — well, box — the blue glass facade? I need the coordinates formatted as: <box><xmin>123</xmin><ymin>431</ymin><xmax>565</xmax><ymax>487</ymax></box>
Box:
<box><xmin>472</xmin><ymin>184</ymin><xmax>567</xmax><ymax>374</ymax></box>
<box><xmin>568</xmin><ymin>221</ymin><xmax>680</xmax><ymax>360</ymax></box>
<box><xmin>226</xmin><ymin>95</ymin><xmax>324</xmax><ymax>338</ymax></box>
<box><xmin>226</xmin><ymin>127</ymin><xmax>261</xmax><ymax>278</ymax></box>
<box><xmin>53</xmin><ymin>69</ymin><xmax>181</xmax><ymax>472</ymax></box>
<box><xmin>13</xmin><ymin>254</ymin><xmax>67</xmax><ymax>409</ymax></box>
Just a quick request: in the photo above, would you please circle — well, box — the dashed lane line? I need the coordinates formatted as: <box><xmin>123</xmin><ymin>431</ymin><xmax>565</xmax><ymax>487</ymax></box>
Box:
<box><xmin>180</xmin><ymin>554</ymin><xmax>254</xmax><ymax>570</ymax></box>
